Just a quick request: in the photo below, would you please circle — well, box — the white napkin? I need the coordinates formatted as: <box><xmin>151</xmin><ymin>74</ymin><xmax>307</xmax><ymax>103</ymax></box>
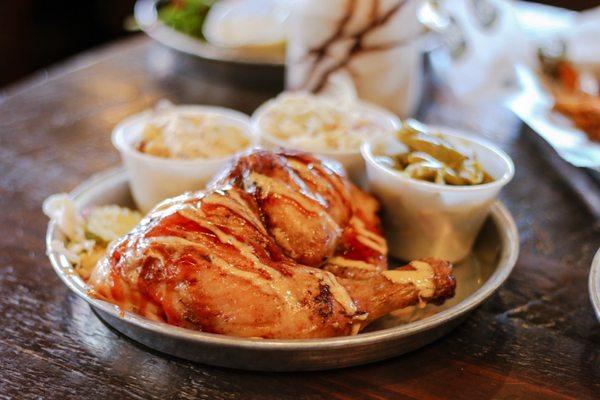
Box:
<box><xmin>429</xmin><ymin>0</ymin><xmax>527</xmax><ymax>103</ymax></box>
<box><xmin>285</xmin><ymin>0</ymin><xmax>425</xmax><ymax>117</ymax></box>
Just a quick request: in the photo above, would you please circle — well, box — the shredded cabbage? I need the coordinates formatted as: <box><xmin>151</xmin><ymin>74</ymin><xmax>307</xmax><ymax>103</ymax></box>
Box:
<box><xmin>44</xmin><ymin>194</ymin><xmax>142</xmax><ymax>280</ymax></box>
<box><xmin>260</xmin><ymin>92</ymin><xmax>391</xmax><ymax>152</ymax></box>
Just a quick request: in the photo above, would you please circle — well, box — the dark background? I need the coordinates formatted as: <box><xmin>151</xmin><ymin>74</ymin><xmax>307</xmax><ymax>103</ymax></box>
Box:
<box><xmin>0</xmin><ymin>0</ymin><xmax>136</xmax><ymax>88</ymax></box>
<box><xmin>0</xmin><ymin>0</ymin><xmax>597</xmax><ymax>89</ymax></box>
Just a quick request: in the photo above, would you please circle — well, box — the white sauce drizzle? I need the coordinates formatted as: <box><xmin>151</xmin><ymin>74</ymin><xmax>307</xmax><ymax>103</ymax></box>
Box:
<box><xmin>140</xmin><ymin>236</ymin><xmax>278</xmax><ymax>297</ymax></box>
<box><xmin>247</xmin><ymin>172</ymin><xmax>340</xmax><ymax>232</ymax></box>
<box><xmin>178</xmin><ymin>207</ymin><xmax>281</xmax><ymax>280</ymax></box>
<box><xmin>382</xmin><ymin>260</ymin><xmax>435</xmax><ymax>298</ymax></box>
<box><xmin>286</xmin><ymin>161</ymin><xmax>329</xmax><ymax>208</ymax></box>
<box><xmin>177</xmin><ymin>205</ymin><xmax>300</xmax><ymax>309</ymax></box>
<box><xmin>151</xmin><ymin>192</ymin><xmax>205</xmax><ymax>217</ymax></box>
<box><xmin>328</xmin><ymin>256</ymin><xmax>377</xmax><ymax>270</ymax></box>
<box><xmin>203</xmin><ymin>188</ymin><xmax>267</xmax><ymax>235</ymax></box>
<box><xmin>287</xmin><ymin>158</ymin><xmax>316</xmax><ymax>177</ymax></box>
<box><xmin>287</xmin><ymin>155</ymin><xmax>342</xmax><ymax>182</ymax></box>
<box><xmin>351</xmin><ymin>217</ymin><xmax>388</xmax><ymax>254</ymax></box>
<box><xmin>287</xmin><ymin>158</ymin><xmax>333</xmax><ymax>193</ymax></box>
<box><xmin>315</xmin><ymin>270</ymin><xmax>357</xmax><ymax>315</ymax></box>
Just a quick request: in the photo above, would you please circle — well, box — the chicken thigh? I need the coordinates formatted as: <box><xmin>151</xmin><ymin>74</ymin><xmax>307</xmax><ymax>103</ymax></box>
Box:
<box><xmin>90</xmin><ymin>150</ymin><xmax>455</xmax><ymax>338</ymax></box>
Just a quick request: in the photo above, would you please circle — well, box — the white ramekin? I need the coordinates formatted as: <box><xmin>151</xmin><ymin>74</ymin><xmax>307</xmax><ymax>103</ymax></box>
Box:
<box><xmin>361</xmin><ymin>125</ymin><xmax>515</xmax><ymax>263</ymax></box>
<box><xmin>251</xmin><ymin>97</ymin><xmax>401</xmax><ymax>186</ymax></box>
<box><xmin>112</xmin><ymin>105</ymin><xmax>254</xmax><ymax>213</ymax></box>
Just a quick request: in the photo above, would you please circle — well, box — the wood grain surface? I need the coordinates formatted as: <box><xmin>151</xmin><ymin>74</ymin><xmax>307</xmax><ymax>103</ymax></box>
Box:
<box><xmin>0</xmin><ymin>36</ymin><xmax>598</xmax><ymax>400</ymax></box>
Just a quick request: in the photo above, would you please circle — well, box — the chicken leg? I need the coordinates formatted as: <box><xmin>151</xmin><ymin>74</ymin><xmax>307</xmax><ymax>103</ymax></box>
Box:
<box><xmin>90</xmin><ymin>150</ymin><xmax>456</xmax><ymax>338</ymax></box>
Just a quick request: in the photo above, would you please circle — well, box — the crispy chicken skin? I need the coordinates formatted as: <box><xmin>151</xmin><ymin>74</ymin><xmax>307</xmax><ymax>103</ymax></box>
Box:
<box><xmin>90</xmin><ymin>150</ymin><xmax>455</xmax><ymax>338</ymax></box>
<box><xmin>212</xmin><ymin>150</ymin><xmax>354</xmax><ymax>266</ymax></box>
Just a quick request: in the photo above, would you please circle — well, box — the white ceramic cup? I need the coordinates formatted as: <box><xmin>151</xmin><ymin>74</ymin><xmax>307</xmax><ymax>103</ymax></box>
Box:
<box><xmin>251</xmin><ymin>97</ymin><xmax>400</xmax><ymax>186</ymax></box>
<box><xmin>112</xmin><ymin>105</ymin><xmax>254</xmax><ymax>213</ymax></box>
<box><xmin>361</xmin><ymin>125</ymin><xmax>514</xmax><ymax>262</ymax></box>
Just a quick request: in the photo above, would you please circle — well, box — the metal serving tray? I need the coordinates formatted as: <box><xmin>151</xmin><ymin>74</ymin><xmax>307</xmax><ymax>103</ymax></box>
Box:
<box><xmin>589</xmin><ymin>248</ymin><xmax>600</xmax><ymax>322</ymax></box>
<box><xmin>46</xmin><ymin>168</ymin><xmax>519</xmax><ymax>371</ymax></box>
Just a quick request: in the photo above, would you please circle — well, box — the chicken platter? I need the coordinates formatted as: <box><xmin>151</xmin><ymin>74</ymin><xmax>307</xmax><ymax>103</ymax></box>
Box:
<box><xmin>88</xmin><ymin>150</ymin><xmax>456</xmax><ymax>339</ymax></box>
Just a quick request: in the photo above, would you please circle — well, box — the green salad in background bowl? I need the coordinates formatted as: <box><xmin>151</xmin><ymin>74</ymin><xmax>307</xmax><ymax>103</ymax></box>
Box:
<box><xmin>134</xmin><ymin>0</ymin><xmax>286</xmax><ymax>89</ymax></box>
<box><xmin>154</xmin><ymin>0</ymin><xmax>289</xmax><ymax>50</ymax></box>
<box><xmin>158</xmin><ymin>0</ymin><xmax>216</xmax><ymax>40</ymax></box>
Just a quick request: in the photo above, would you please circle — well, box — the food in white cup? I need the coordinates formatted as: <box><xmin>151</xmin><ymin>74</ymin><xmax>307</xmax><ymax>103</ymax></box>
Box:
<box><xmin>112</xmin><ymin>103</ymin><xmax>253</xmax><ymax>213</ymax></box>
<box><xmin>252</xmin><ymin>91</ymin><xmax>400</xmax><ymax>185</ymax></box>
<box><xmin>361</xmin><ymin>122</ymin><xmax>514</xmax><ymax>262</ymax></box>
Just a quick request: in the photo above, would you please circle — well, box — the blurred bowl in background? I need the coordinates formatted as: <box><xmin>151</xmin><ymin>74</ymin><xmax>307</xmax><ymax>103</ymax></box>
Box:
<box><xmin>134</xmin><ymin>0</ymin><xmax>285</xmax><ymax>90</ymax></box>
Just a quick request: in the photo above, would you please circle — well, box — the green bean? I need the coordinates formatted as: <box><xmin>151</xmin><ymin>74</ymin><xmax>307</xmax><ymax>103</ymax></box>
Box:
<box><xmin>380</xmin><ymin>122</ymin><xmax>494</xmax><ymax>186</ymax></box>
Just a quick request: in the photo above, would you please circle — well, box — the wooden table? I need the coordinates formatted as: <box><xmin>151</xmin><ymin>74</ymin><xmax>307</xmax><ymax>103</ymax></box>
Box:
<box><xmin>0</xmin><ymin>36</ymin><xmax>598</xmax><ymax>400</ymax></box>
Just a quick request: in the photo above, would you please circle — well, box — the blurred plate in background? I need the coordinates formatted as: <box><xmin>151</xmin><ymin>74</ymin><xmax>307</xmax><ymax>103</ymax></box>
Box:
<box><xmin>508</xmin><ymin>66</ymin><xmax>600</xmax><ymax>172</ymax></box>
<box><xmin>508</xmin><ymin>2</ymin><xmax>600</xmax><ymax>172</ymax></box>
<box><xmin>134</xmin><ymin>0</ymin><xmax>284</xmax><ymax>90</ymax></box>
